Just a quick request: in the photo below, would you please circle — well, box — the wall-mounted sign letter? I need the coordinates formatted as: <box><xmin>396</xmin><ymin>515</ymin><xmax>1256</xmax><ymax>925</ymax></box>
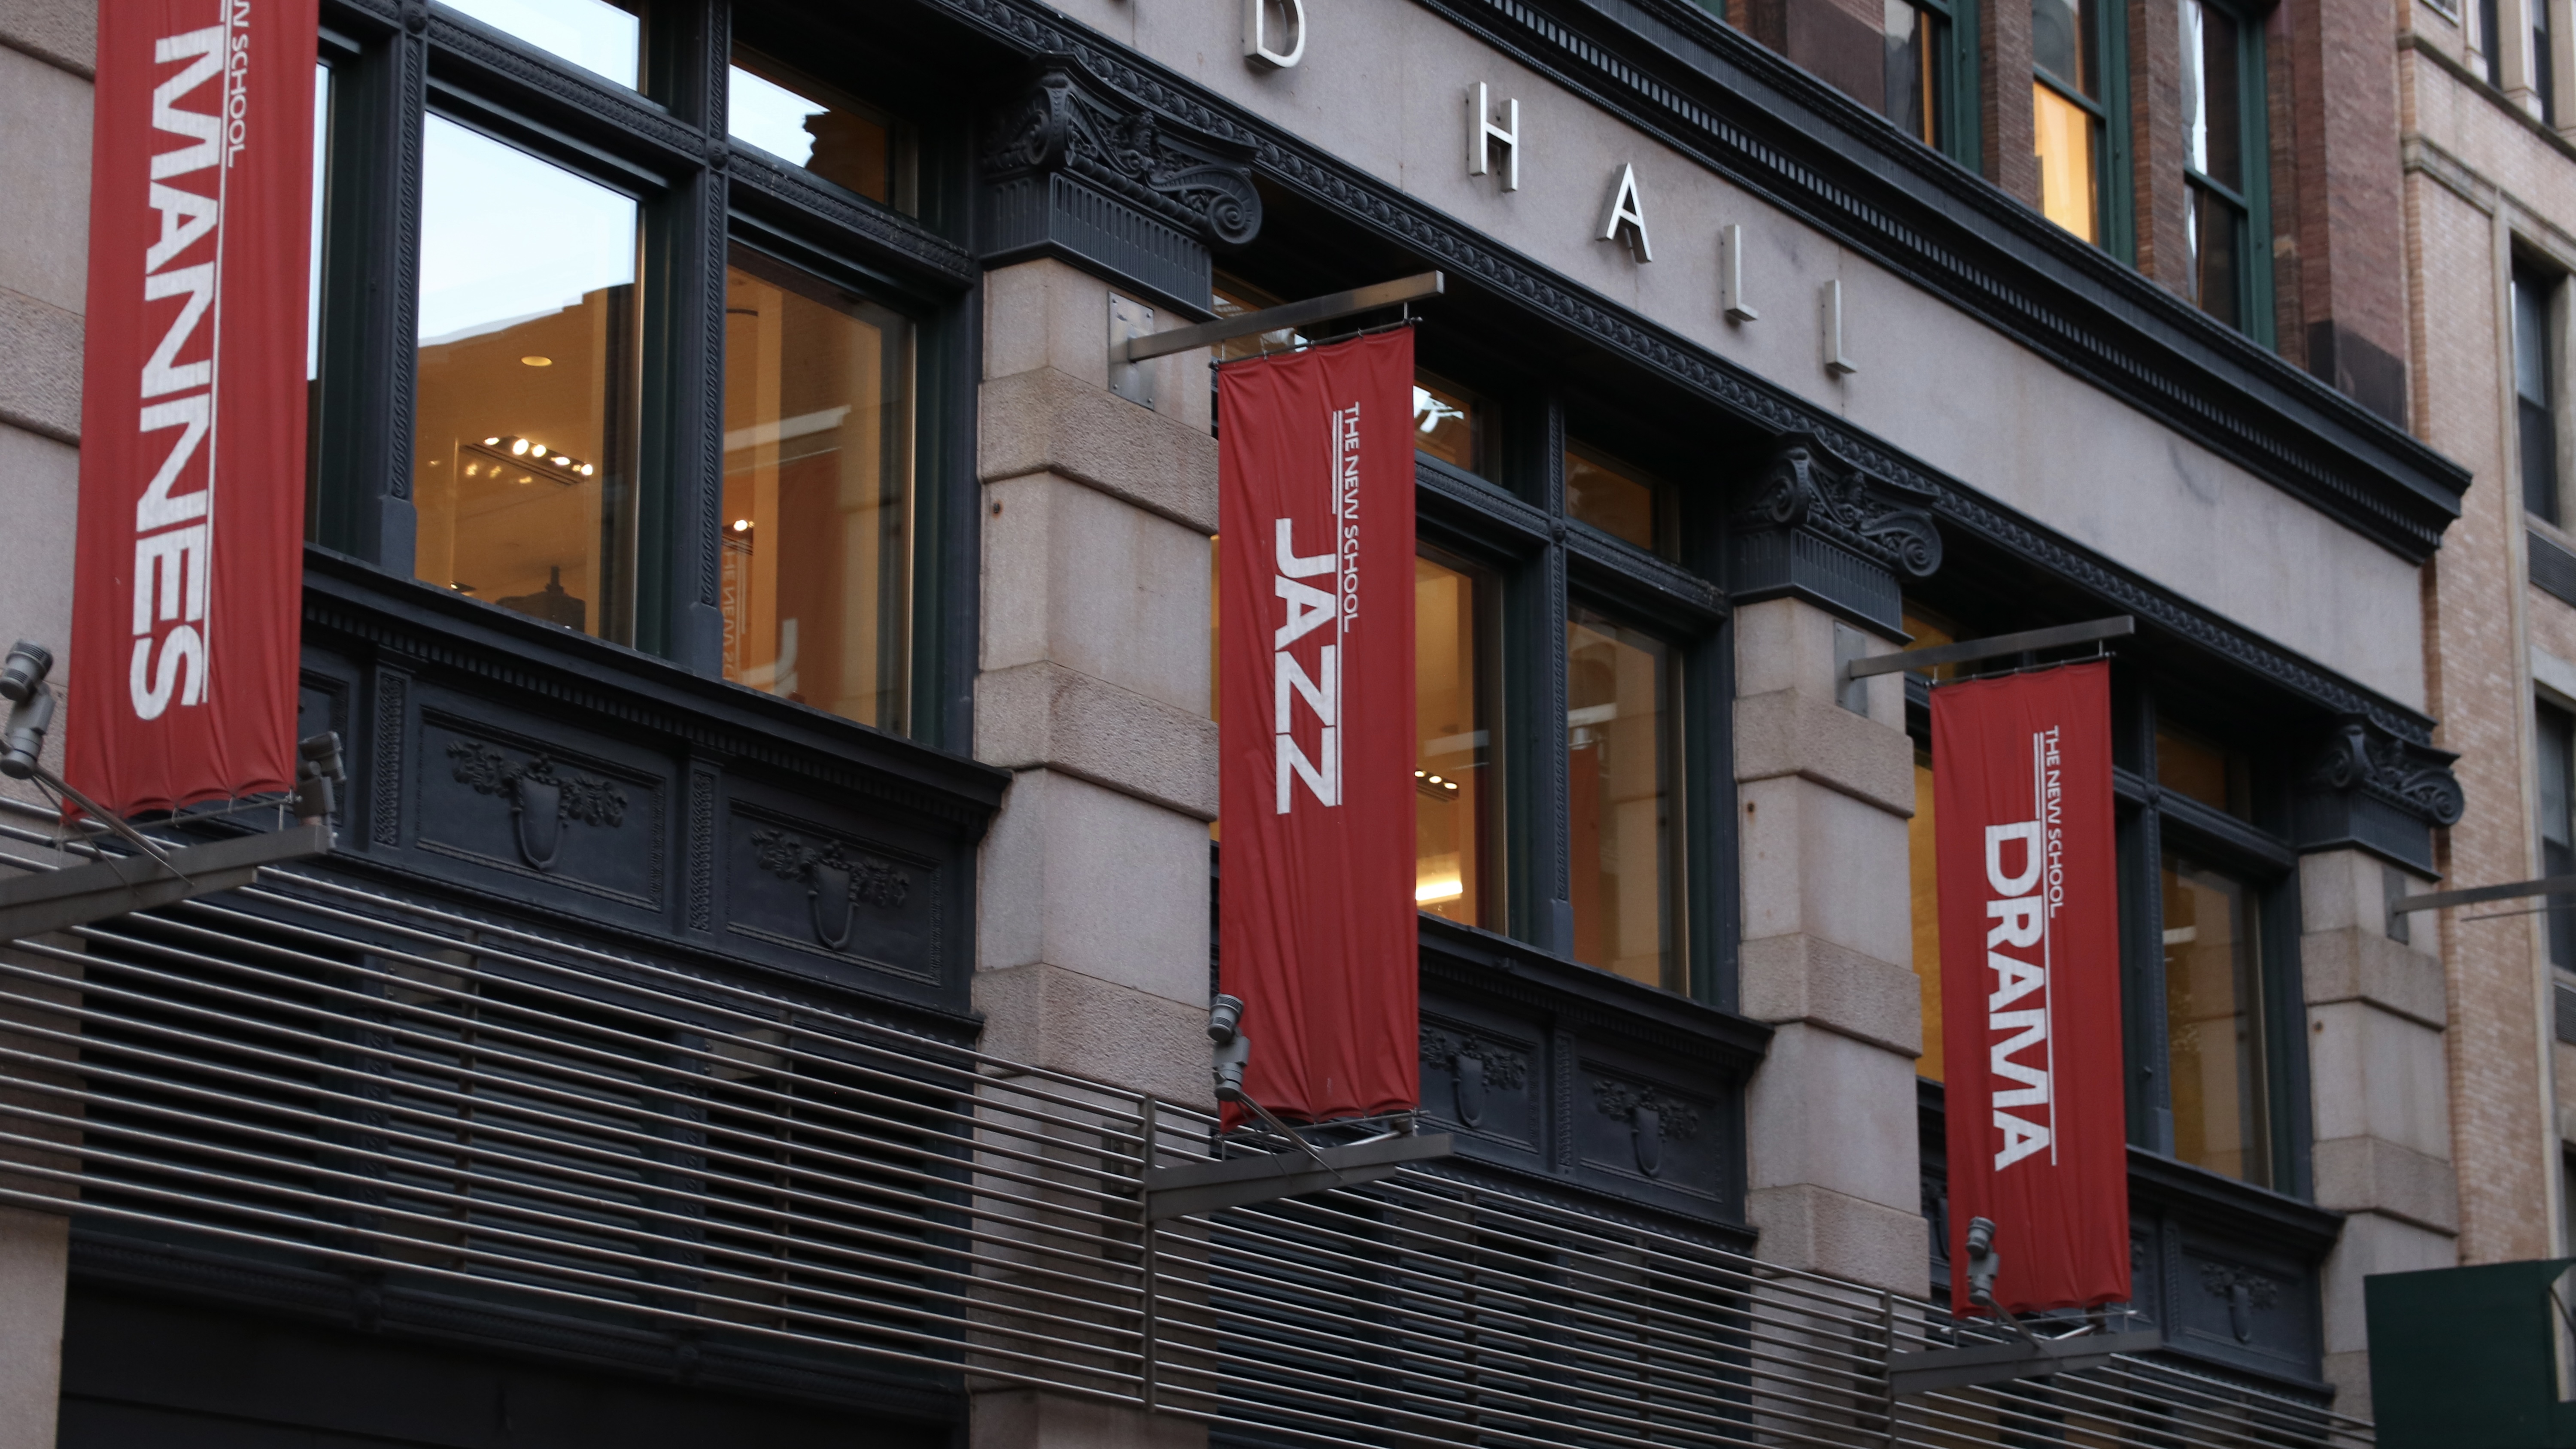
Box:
<box><xmin>1245</xmin><ymin>0</ymin><xmax>1306</xmax><ymax>70</ymax></box>
<box><xmin>1467</xmin><ymin>82</ymin><xmax>1519</xmax><ymax>191</ymax></box>
<box><xmin>1720</xmin><ymin>224</ymin><xmax>1759</xmax><ymax>322</ymax></box>
<box><xmin>1600</xmin><ymin>164</ymin><xmax>1652</xmax><ymax>262</ymax></box>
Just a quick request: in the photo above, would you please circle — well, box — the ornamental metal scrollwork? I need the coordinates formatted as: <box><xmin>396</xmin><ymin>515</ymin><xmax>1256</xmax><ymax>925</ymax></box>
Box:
<box><xmin>1421</xmin><ymin>1026</ymin><xmax>1529</xmax><ymax>1130</ymax></box>
<box><xmin>446</xmin><ymin>741</ymin><xmax>628</xmax><ymax>872</ymax></box>
<box><xmin>752</xmin><ymin>827</ymin><xmax>910</xmax><ymax>952</ymax></box>
<box><xmin>1733</xmin><ymin>431</ymin><xmax>1942</xmax><ymax>579</ymax></box>
<box><xmin>982</xmin><ymin>59</ymin><xmax>1262</xmax><ymax>247</ymax></box>
<box><xmin>2303</xmin><ymin>717</ymin><xmax>2465</xmax><ymax>828</ymax></box>
<box><xmin>1591</xmin><ymin>1078</ymin><xmax>1701</xmax><ymax>1179</ymax></box>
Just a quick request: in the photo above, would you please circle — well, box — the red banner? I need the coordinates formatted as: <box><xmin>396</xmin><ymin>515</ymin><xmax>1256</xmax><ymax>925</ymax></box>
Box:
<box><xmin>68</xmin><ymin>0</ymin><xmax>317</xmax><ymax>816</ymax></box>
<box><xmin>1932</xmin><ymin>661</ymin><xmax>2129</xmax><ymax>1315</ymax></box>
<box><xmin>1217</xmin><ymin>330</ymin><xmax>1418</xmax><ymax>1124</ymax></box>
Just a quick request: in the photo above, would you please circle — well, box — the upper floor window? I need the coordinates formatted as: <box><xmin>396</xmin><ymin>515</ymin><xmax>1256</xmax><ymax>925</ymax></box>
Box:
<box><xmin>442</xmin><ymin>0</ymin><xmax>642</xmax><ymax>89</ymax></box>
<box><xmin>2179</xmin><ymin>0</ymin><xmax>2270</xmax><ymax>337</ymax></box>
<box><xmin>1413</xmin><ymin>372</ymin><xmax>1488</xmax><ymax>475</ymax></box>
<box><xmin>307</xmin><ymin>2</ymin><xmax>955</xmax><ymax>741</ymax></box>
<box><xmin>2517</xmin><ymin>262</ymin><xmax>2565</xmax><ymax>524</ymax></box>
<box><xmin>2032</xmin><ymin>0</ymin><xmax>2107</xmax><ymax>243</ymax></box>
<box><xmin>2539</xmin><ymin>699</ymin><xmax>2576</xmax><ymax>968</ymax></box>
<box><xmin>410</xmin><ymin>116</ymin><xmax>641</xmax><ymax>642</ymax></box>
<box><xmin>1883</xmin><ymin>0</ymin><xmax>1975</xmax><ymax>165</ymax></box>
<box><xmin>1564</xmin><ymin>440</ymin><xmax>1667</xmax><ymax>555</ymax></box>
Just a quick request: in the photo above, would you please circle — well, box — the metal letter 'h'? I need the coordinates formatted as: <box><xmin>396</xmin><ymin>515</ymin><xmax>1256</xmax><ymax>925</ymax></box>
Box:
<box><xmin>1467</xmin><ymin>83</ymin><xmax>1519</xmax><ymax>191</ymax></box>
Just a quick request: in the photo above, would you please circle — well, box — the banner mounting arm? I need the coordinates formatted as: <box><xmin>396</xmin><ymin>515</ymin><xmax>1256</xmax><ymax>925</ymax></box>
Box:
<box><xmin>1843</xmin><ymin>615</ymin><xmax>2135</xmax><ymax>683</ymax></box>
<box><xmin>2388</xmin><ymin>873</ymin><xmax>2576</xmax><ymax>930</ymax></box>
<box><xmin>1120</xmin><ymin>271</ymin><xmax>1444</xmax><ymax>365</ymax></box>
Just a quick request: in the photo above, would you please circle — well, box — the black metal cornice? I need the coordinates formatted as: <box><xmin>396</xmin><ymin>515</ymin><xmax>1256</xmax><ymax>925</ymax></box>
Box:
<box><xmin>922</xmin><ymin>0</ymin><xmax>2447</xmax><ymax>751</ymax></box>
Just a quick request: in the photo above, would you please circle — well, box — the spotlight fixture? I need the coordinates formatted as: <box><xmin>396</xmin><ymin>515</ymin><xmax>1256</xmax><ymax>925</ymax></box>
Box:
<box><xmin>732</xmin><ymin>518</ymin><xmax>753</xmax><ymax>532</ymax></box>
<box><xmin>469</xmin><ymin>437</ymin><xmax>595</xmax><ymax>486</ymax></box>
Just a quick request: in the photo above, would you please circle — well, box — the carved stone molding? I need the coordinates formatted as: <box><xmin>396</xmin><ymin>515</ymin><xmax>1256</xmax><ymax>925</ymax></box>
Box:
<box><xmin>1422</xmin><ymin>1024</ymin><xmax>1531</xmax><ymax>1131</ymax></box>
<box><xmin>2294</xmin><ymin>715</ymin><xmax>2463</xmax><ymax>871</ymax></box>
<box><xmin>1591</xmin><ymin>1077</ymin><xmax>1702</xmax><ymax>1180</ymax></box>
<box><xmin>2198</xmin><ymin>1262</ymin><xmax>2281</xmax><ymax>1343</ymax></box>
<box><xmin>979</xmin><ymin>58</ymin><xmax>1260</xmax><ymax>312</ymax></box>
<box><xmin>1728</xmin><ymin>432</ymin><xmax>1942</xmax><ymax>630</ymax></box>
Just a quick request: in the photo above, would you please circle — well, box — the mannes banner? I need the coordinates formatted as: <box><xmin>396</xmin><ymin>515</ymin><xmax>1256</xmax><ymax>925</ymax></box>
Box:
<box><xmin>1932</xmin><ymin>660</ymin><xmax>2129</xmax><ymax>1315</ymax></box>
<box><xmin>69</xmin><ymin>0</ymin><xmax>318</xmax><ymax>816</ymax></box>
<box><xmin>1216</xmin><ymin>329</ymin><xmax>1418</xmax><ymax>1124</ymax></box>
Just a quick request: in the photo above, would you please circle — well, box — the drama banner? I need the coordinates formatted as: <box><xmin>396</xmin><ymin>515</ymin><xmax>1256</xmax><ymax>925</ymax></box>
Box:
<box><xmin>1217</xmin><ymin>329</ymin><xmax>1418</xmax><ymax>1124</ymax></box>
<box><xmin>69</xmin><ymin>0</ymin><xmax>318</xmax><ymax>815</ymax></box>
<box><xmin>1932</xmin><ymin>660</ymin><xmax>2129</xmax><ymax>1315</ymax></box>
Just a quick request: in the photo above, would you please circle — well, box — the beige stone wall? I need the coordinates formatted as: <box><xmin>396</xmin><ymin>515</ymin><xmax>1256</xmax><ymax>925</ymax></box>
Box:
<box><xmin>2402</xmin><ymin>19</ymin><xmax>2576</xmax><ymax>1267</ymax></box>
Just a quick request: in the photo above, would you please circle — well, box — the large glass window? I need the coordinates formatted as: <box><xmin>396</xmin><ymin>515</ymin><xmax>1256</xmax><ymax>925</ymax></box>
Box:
<box><xmin>1883</xmin><ymin>0</ymin><xmax>1971</xmax><ymax>159</ymax></box>
<box><xmin>1908</xmin><ymin>749</ymin><xmax>1945</xmax><ymax>1081</ymax></box>
<box><xmin>729</xmin><ymin>50</ymin><xmax>918</xmax><ymax>213</ymax></box>
<box><xmin>1564</xmin><ymin>441</ymin><xmax>1665</xmax><ymax>555</ymax></box>
<box><xmin>2157</xmin><ymin>720</ymin><xmax>2251</xmax><ymax>820</ymax></box>
<box><xmin>2518</xmin><ymin>263</ymin><xmax>2564</xmax><ymax>523</ymax></box>
<box><xmin>411</xmin><ymin>116</ymin><xmax>641</xmax><ymax>643</ymax></box>
<box><xmin>2539</xmin><ymin>700</ymin><xmax>2576</xmax><ymax>968</ymax></box>
<box><xmin>2162</xmin><ymin>854</ymin><xmax>2272</xmax><ymax>1187</ymax></box>
<box><xmin>1413</xmin><ymin>372</ymin><xmax>1487</xmax><ymax>474</ymax></box>
<box><xmin>440</xmin><ymin>0</ymin><xmax>641</xmax><ymax>90</ymax></box>
<box><xmin>2032</xmin><ymin>0</ymin><xmax>2105</xmax><ymax>243</ymax></box>
<box><xmin>1415</xmin><ymin>554</ymin><xmax>1498</xmax><ymax>927</ymax></box>
<box><xmin>1567</xmin><ymin>609</ymin><xmax>1677</xmax><ymax>989</ymax></box>
<box><xmin>720</xmin><ymin>249</ymin><xmax>916</xmax><ymax>730</ymax></box>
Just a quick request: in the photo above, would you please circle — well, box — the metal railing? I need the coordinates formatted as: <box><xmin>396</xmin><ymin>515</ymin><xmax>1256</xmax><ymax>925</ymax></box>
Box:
<box><xmin>0</xmin><ymin>817</ymin><xmax>2369</xmax><ymax>1448</ymax></box>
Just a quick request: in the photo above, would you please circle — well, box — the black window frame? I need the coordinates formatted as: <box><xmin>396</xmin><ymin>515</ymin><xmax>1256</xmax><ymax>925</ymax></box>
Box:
<box><xmin>305</xmin><ymin>0</ymin><xmax>983</xmax><ymax>751</ymax></box>
<box><xmin>2030</xmin><ymin>0</ymin><xmax>2136</xmax><ymax>260</ymax></box>
<box><xmin>1883</xmin><ymin>0</ymin><xmax>1983</xmax><ymax>171</ymax></box>
<box><xmin>2517</xmin><ymin>258</ymin><xmax>2567</xmax><ymax>526</ymax></box>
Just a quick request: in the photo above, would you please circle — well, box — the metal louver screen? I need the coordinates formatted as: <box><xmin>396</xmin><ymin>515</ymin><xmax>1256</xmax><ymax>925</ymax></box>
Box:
<box><xmin>0</xmin><ymin>810</ymin><xmax>2370</xmax><ymax>1448</ymax></box>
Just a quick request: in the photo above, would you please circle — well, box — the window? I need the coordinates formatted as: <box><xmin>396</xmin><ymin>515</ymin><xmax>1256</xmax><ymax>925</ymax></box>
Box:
<box><xmin>2157</xmin><ymin>720</ymin><xmax>2251</xmax><ymax>820</ymax></box>
<box><xmin>2518</xmin><ymin>263</ymin><xmax>2564</xmax><ymax>523</ymax></box>
<box><xmin>2032</xmin><ymin>0</ymin><xmax>2107</xmax><ymax>243</ymax></box>
<box><xmin>730</xmin><ymin>50</ymin><xmax>918</xmax><ymax>213</ymax></box>
<box><xmin>1567</xmin><ymin>608</ymin><xmax>1679</xmax><ymax>989</ymax></box>
<box><xmin>1908</xmin><ymin>747</ymin><xmax>1945</xmax><ymax>1081</ymax></box>
<box><xmin>1564</xmin><ymin>441</ymin><xmax>1666</xmax><ymax>555</ymax></box>
<box><xmin>410</xmin><ymin>116</ymin><xmax>641</xmax><ymax>641</ymax></box>
<box><xmin>2540</xmin><ymin>0</ymin><xmax>2560</xmax><ymax>124</ymax></box>
<box><xmin>1414</xmin><ymin>372</ymin><xmax>1488</xmax><ymax>475</ymax></box>
<box><xmin>2539</xmin><ymin>700</ymin><xmax>2576</xmax><ymax>968</ymax></box>
<box><xmin>1884</xmin><ymin>0</ymin><xmax>1977</xmax><ymax>164</ymax></box>
<box><xmin>720</xmin><ymin>247</ymin><xmax>916</xmax><ymax>727</ymax></box>
<box><xmin>2180</xmin><ymin>0</ymin><xmax>2270</xmax><ymax>337</ymax></box>
<box><xmin>2162</xmin><ymin>854</ymin><xmax>2273</xmax><ymax>1186</ymax></box>
<box><xmin>1416</xmin><ymin>553</ymin><xmax>1499</xmax><ymax>927</ymax></box>
<box><xmin>440</xmin><ymin>0</ymin><xmax>642</xmax><ymax>89</ymax></box>
<box><xmin>2484</xmin><ymin>0</ymin><xmax>2509</xmax><ymax>88</ymax></box>
<box><xmin>304</xmin><ymin>0</ymin><xmax>959</xmax><ymax>738</ymax></box>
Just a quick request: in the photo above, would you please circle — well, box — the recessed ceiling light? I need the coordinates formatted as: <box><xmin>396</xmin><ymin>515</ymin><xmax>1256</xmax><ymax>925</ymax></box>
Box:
<box><xmin>732</xmin><ymin>518</ymin><xmax>753</xmax><ymax>532</ymax></box>
<box><xmin>483</xmin><ymin>436</ymin><xmax>501</xmax><ymax>446</ymax></box>
<box><xmin>521</xmin><ymin>355</ymin><xmax>553</xmax><ymax>367</ymax></box>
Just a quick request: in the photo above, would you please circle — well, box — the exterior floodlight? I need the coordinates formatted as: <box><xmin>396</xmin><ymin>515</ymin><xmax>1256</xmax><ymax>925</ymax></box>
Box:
<box><xmin>0</xmin><ymin>641</ymin><xmax>52</xmax><ymax>703</ymax></box>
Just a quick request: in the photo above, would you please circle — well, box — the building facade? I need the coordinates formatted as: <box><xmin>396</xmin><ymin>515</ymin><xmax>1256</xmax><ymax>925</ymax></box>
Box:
<box><xmin>0</xmin><ymin>0</ymin><xmax>2491</xmax><ymax>1443</ymax></box>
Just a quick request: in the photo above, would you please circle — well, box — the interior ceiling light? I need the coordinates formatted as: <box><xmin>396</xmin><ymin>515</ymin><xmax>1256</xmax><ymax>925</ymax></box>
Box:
<box><xmin>521</xmin><ymin>355</ymin><xmax>553</xmax><ymax>367</ymax></box>
<box><xmin>732</xmin><ymin>519</ymin><xmax>753</xmax><ymax>532</ymax></box>
<box><xmin>469</xmin><ymin>435</ymin><xmax>594</xmax><ymax>485</ymax></box>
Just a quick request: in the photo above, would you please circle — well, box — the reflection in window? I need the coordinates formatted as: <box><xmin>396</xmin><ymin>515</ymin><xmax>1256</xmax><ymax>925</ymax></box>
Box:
<box><xmin>2539</xmin><ymin>702</ymin><xmax>2576</xmax><ymax>968</ymax></box>
<box><xmin>1564</xmin><ymin>442</ymin><xmax>1662</xmax><ymax>553</ymax></box>
<box><xmin>412</xmin><ymin>117</ymin><xmax>639</xmax><ymax>642</ymax></box>
<box><xmin>1416</xmin><ymin>555</ymin><xmax>1496</xmax><ymax>927</ymax></box>
<box><xmin>1883</xmin><ymin>0</ymin><xmax>1942</xmax><ymax>147</ymax></box>
<box><xmin>1413</xmin><ymin>372</ymin><xmax>1483</xmax><ymax>473</ymax></box>
<box><xmin>1212</xmin><ymin>276</ymin><xmax>1304</xmax><ymax>362</ymax></box>
<box><xmin>2516</xmin><ymin>264</ymin><xmax>2564</xmax><ymax>522</ymax></box>
<box><xmin>721</xmin><ymin>248</ymin><xmax>915</xmax><ymax>731</ymax></box>
<box><xmin>2181</xmin><ymin>0</ymin><xmax>2247</xmax><ymax>328</ymax></box>
<box><xmin>2032</xmin><ymin>0</ymin><xmax>2102</xmax><ymax>243</ymax></box>
<box><xmin>440</xmin><ymin>0</ymin><xmax>641</xmax><ymax>89</ymax></box>
<box><xmin>2156</xmin><ymin>720</ymin><xmax>2250</xmax><ymax>820</ymax></box>
<box><xmin>1568</xmin><ymin>610</ymin><xmax>1675</xmax><ymax>989</ymax></box>
<box><xmin>729</xmin><ymin>52</ymin><xmax>916</xmax><ymax>213</ymax></box>
<box><xmin>1908</xmin><ymin>750</ymin><xmax>1944</xmax><ymax>1081</ymax></box>
<box><xmin>305</xmin><ymin>62</ymin><xmax>331</xmax><ymax>526</ymax></box>
<box><xmin>2162</xmin><ymin>855</ymin><xmax>2271</xmax><ymax>1187</ymax></box>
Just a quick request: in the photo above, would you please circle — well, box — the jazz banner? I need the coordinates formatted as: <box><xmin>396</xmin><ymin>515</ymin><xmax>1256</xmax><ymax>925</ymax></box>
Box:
<box><xmin>1216</xmin><ymin>329</ymin><xmax>1418</xmax><ymax>1124</ymax></box>
<box><xmin>69</xmin><ymin>0</ymin><xmax>318</xmax><ymax>816</ymax></box>
<box><xmin>1932</xmin><ymin>660</ymin><xmax>2129</xmax><ymax>1315</ymax></box>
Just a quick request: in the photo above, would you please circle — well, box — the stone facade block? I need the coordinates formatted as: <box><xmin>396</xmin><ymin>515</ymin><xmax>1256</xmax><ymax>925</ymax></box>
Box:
<box><xmin>980</xmin><ymin>471</ymin><xmax>1212</xmax><ymax>717</ymax></box>
<box><xmin>983</xmin><ymin>257</ymin><xmax>1210</xmax><ymax>433</ymax></box>
<box><xmin>1744</xmin><ymin>1021</ymin><xmax>1920</xmax><ymax>1211</ymax></box>
<box><xmin>0</xmin><ymin>0</ymin><xmax>92</xmax><ymax>76</ymax></box>
<box><xmin>0</xmin><ymin>288</ymin><xmax>79</xmax><ymax>444</ymax></box>
<box><xmin>1732</xmin><ymin>686</ymin><xmax>1914</xmax><ymax>814</ymax></box>
<box><xmin>977</xmin><ymin>767</ymin><xmax>1211</xmax><ymax>1007</ymax></box>
<box><xmin>979</xmin><ymin>365</ymin><xmax>1219</xmax><ymax>535</ymax></box>
<box><xmin>977</xmin><ymin>660</ymin><xmax>1218</xmax><ymax>821</ymax></box>
<box><xmin>1743</xmin><ymin>1182</ymin><xmax>1929</xmax><ymax>1297</ymax></box>
<box><xmin>1736</xmin><ymin>931</ymin><xmax>1922</xmax><ymax>1055</ymax></box>
<box><xmin>2308</xmin><ymin>999</ymin><xmax>2453</xmax><ymax>1165</ymax></box>
<box><xmin>1737</xmin><ymin>775</ymin><xmax>1913</xmax><ymax>970</ymax></box>
<box><xmin>0</xmin><ymin>42</ymin><xmax>88</xmax><ymax>313</ymax></box>
<box><xmin>2299</xmin><ymin>926</ymin><xmax>2448</xmax><ymax>1028</ymax></box>
<box><xmin>973</xmin><ymin>960</ymin><xmax>1214</xmax><ymax>1109</ymax></box>
<box><xmin>2310</xmin><ymin>1135</ymin><xmax>2462</xmax><ymax>1233</ymax></box>
<box><xmin>0</xmin><ymin>426</ymin><xmax>76</xmax><ymax>678</ymax></box>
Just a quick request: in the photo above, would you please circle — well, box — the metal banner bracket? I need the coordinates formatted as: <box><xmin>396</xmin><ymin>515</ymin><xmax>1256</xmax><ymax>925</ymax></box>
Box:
<box><xmin>1115</xmin><ymin>271</ymin><xmax>1445</xmax><ymax>371</ymax></box>
<box><xmin>1842</xmin><ymin>615</ymin><xmax>2136</xmax><ymax>684</ymax></box>
<box><xmin>1888</xmin><ymin>1326</ymin><xmax>2166</xmax><ymax>1396</ymax></box>
<box><xmin>0</xmin><ymin>822</ymin><xmax>332</xmax><ymax>942</ymax></box>
<box><xmin>1144</xmin><ymin>1132</ymin><xmax>1454</xmax><ymax>1221</ymax></box>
